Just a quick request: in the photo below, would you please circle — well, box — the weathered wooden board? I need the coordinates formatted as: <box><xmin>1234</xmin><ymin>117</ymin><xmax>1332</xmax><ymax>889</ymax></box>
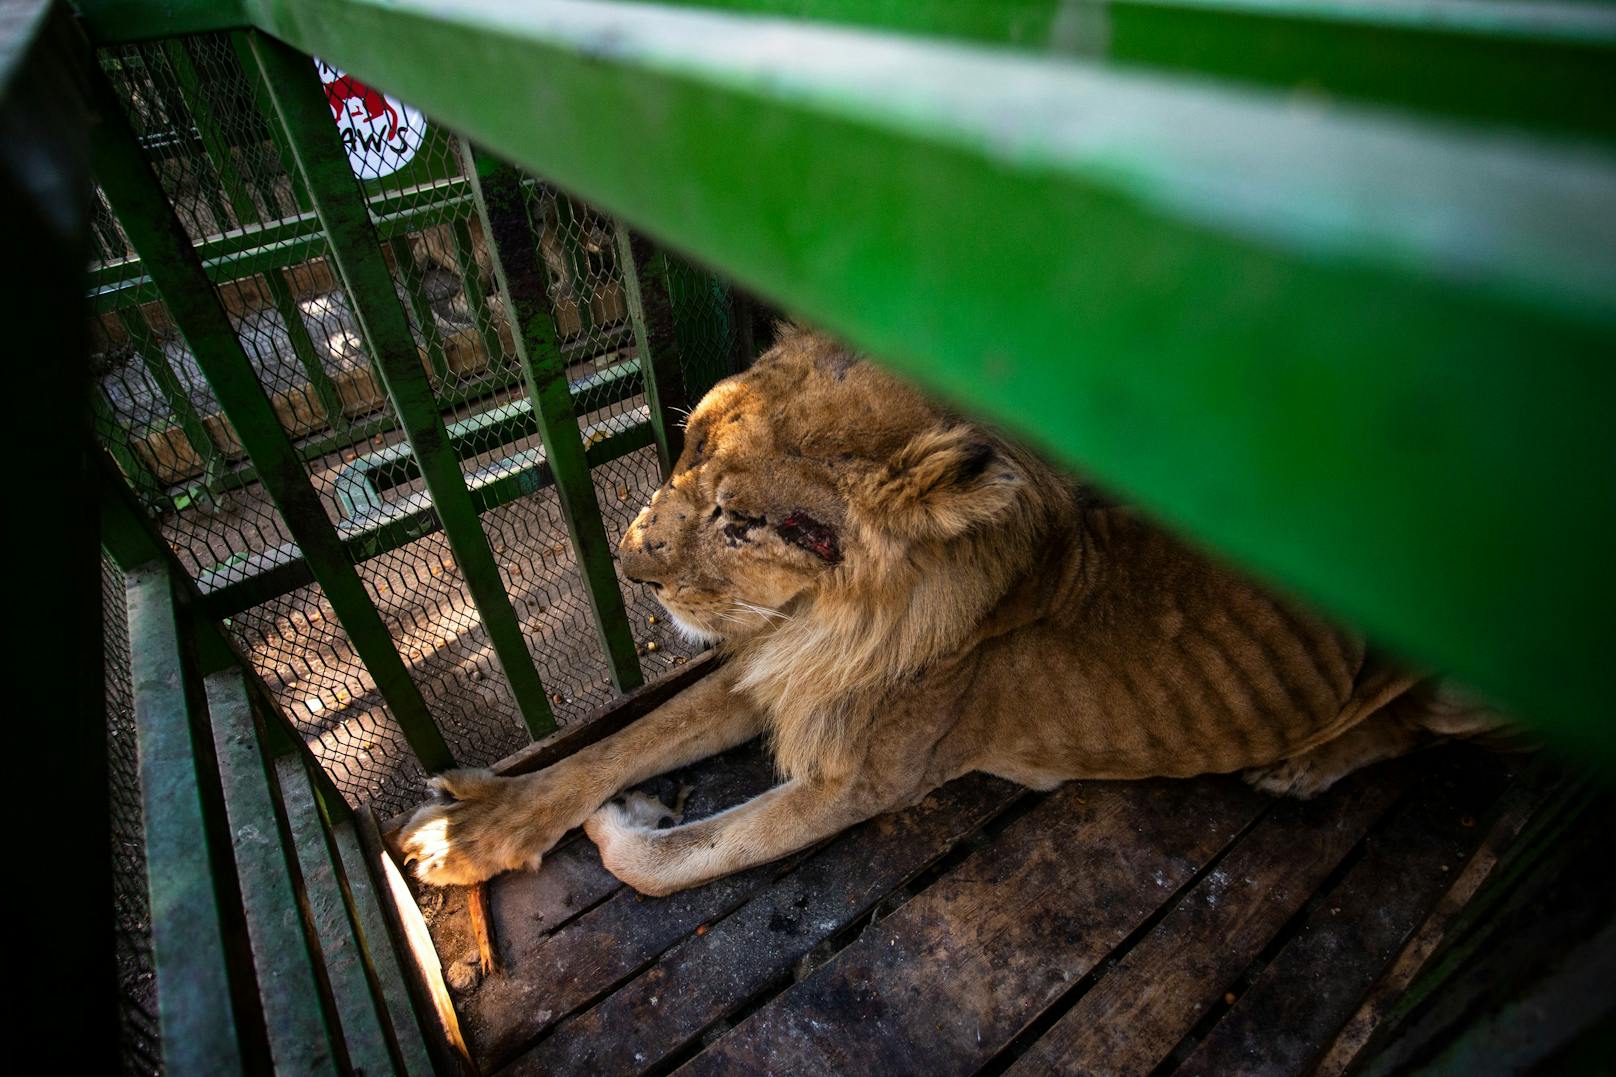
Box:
<box><xmin>679</xmin><ymin>777</ymin><xmax>1267</xmax><ymax>1077</ymax></box>
<box><xmin>1005</xmin><ymin>765</ymin><xmax>1413</xmax><ymax>1076</ymax></box>
<box><xmin>1176</xmin><ymin>747</ymin><xmax>1515</xmax><ymax>1076</ymax></box>
<box><xmin>508</xmin><ymin>774</ymin><xmax>1025</xmax><ymax>1076</ymax></box>
<box><xmin>1311</xmin><ymin>753</ymin><xmax>1561</xmax><ymax>1076</ymax></box>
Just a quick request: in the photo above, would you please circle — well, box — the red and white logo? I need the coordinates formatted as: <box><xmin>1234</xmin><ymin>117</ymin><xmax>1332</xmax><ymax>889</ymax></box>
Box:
<box><xmin>313</xmin><ymin>59</ymin><xmax>425</xmax><ymax>180</ymax></box>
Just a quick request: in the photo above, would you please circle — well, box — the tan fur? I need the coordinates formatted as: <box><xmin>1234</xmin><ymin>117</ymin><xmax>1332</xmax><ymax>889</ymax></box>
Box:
<box><xmin>400</xmin><ymin>327</ymin><xmax>1509</xmax><ymax>896</ymax></box>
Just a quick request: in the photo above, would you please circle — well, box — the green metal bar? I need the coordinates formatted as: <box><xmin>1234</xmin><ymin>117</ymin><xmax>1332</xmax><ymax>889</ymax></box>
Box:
<box><xmin>388</xmin><ymin>235</ymin><xmax>452</xmax><ymax>384</ymax></box>
<box><xmin>328</xmin><ymin>821</ymin><xmax>438</xmax><ymax>1074</ymax></box>
<box><xmin>91</xmin><ymin>59</ymin><xmax>456</xmax><ymax>772</ymax></box>
<box><xmin>163</xmin><ymin>37</ymin><xmax>262</xmax><ymax>227</ymax></box>
<box><xmin>117</xmin><ymin>304</ymin><xmax>223</xmax><ymax>483</ymax></box>
<box><xmin>80</xmin><ymin>0</ymin><xmax>1616</xmax><ymax>141</ymax></box>
<box><xmin>451</xmin><ymin>215</ymin><xmax>509</xmax><ymax>372</ymax></box>
<box><xmin>263</xmin><ymin>264</ymin><xmax>349</xmax><ymax>433</ymax></box>
<box><xmin>671</xmin><ymin>0</ymin><xmax>1616</xmax><ymax>143</ymax></box>
<box><xmin>203</xmin><ymin>668</ymin><xmax>346</xmax><ymax>1075</ymax></box>
<box><xmin>241</xmin><ymin>0</ymin><xmax>1616</xmax><ymax>759</ymax></box>
<box><xmin>75</xmin><ymin>0</ymin><xmax>248</xmax><ymax>43</ymax></box>
<box><xmin>274</xmin><ymin>752</ymin><xmax>402</xmax><ymax>1074</ymax></box>
<box><xmin>468</xmin><ymin>143</ymin><xmax>643</xmax><ymax>692</ymax></box>
<box><xmin>125</xmin><ymin>562</ymin><xmax>251</xmax><ymax>1077</ymax></box>
<box><xmin>249</xmin><ymin>30</ymin><xmax>559</xmax><ymax>737</ymax></box>
<box><xmin>614</xmin><ymin>221</ymin><xmax>688</xmax><ymax>475</ymax></box>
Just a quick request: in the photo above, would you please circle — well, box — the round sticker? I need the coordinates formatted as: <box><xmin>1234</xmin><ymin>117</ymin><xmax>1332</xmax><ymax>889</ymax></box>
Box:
<box><xmin>313</xmin><ymin>58</ymin><xmax>425</xmax><ymax>181</ymax></box>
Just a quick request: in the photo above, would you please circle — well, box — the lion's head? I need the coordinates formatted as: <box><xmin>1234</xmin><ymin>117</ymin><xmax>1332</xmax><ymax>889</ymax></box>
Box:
<box><xmin>619</xmin><ymin>326</ymin><xmax>1074</xmax><ymax>779</ymax></box>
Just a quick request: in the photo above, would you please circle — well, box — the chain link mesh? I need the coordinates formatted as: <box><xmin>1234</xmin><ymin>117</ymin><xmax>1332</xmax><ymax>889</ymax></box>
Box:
<box><xmin>104</xmin><ymin>557</ymin><xmax>163</xmax><ymax>1077</ymax></box>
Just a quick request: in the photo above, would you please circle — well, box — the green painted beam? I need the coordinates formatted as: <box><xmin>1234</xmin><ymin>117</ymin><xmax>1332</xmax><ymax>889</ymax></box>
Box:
<box><xmin>615</xmin><ymin>222</ymin><xmax>688</xmax><ymax>476</ymax></box>
<box><xmin>467</xmin><ymin>143</ymin><xmax>644</xmax><ymax>693</ymax></box>
<box><xmin>125</xmin><ymin>562</ymin><xmax>251</xmax><ymax>1077</ymax></box>
<box><xmin>203</xmin><ymin>668</ymin><xmax>346</xmax><ymax>1075</ymax></box>
<box><xmin>328</xmin><ymin>820</ymin><xmax>438</xmax><ymax>1074</ymax></box>
<box><xmin>77</xmin><ymin>0</ymin><xmax>1616</xmax><ymax>142</ymax></box>
<box><xmin>274</xmin><ymin>752</ymin><xmax>402</xmax><ymax>1075</ymax></box>
<box><xmin>90</xmin><ymin>57</ymin><xmax>456</xmax><ymax>772</ymax></box>
<box><xmin>237</xmin><ymin>0</ymin><xmax>1616</xmax><ymax>756</ymax></box>
<box><xmin>248</xmin><ymin>31</ymin><xmax>559</xmax><ymax>737</ymax></box>
<box><xmin>71</xmin><ymin>0</ymin><xmax>246</xmax><ymax>42</ymax></box>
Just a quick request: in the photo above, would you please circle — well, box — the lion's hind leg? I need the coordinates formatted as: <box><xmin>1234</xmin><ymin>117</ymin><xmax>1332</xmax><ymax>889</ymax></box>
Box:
<box><xmin>1242</xmin><ymin>713</ymin><xmax>1430</xmax><ymax>799</ymax></box>
<box><xmin>1243</xmin><ymin>678</ymin><xmax>1518</xmax><ymax>799</ymax></box>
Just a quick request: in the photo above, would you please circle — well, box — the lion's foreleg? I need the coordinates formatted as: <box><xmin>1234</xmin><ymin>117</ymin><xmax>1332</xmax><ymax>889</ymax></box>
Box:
<box><xmin>399</xmin><ymin>666</ymin><xmax>764</xmax><ymax>885</ymax></box>
<box><xmin>584</xmin><ymin>777</ymin><xmax>877</xmax><ymax>896</ymax></box>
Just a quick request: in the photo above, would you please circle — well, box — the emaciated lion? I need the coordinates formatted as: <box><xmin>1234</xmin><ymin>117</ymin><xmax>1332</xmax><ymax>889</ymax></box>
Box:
<box><xmin>400</xmin><ymin>326</ymin><xmax>1505</xmax><ymax>895</ymax></box>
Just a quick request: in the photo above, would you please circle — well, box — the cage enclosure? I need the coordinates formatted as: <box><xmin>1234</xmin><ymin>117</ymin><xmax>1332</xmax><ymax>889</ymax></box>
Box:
<box><xmin>11</xmin><ymin>0</ymin><xmax>1614</xmax><ymax>1072</ymax></box>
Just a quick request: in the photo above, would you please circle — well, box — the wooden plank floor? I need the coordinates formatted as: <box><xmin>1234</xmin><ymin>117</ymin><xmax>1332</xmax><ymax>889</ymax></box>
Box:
<box><xmin>418</xmin><ymin>739</ymin><xmax>1565</xmax><ymax>1076</ymax></box>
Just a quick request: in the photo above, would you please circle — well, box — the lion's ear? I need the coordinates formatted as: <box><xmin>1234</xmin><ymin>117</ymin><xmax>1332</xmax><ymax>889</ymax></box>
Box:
<box><xmin>861</xmin><ymin>426</ymin><xmax>1022</xmax><ymax>540</ymax></box>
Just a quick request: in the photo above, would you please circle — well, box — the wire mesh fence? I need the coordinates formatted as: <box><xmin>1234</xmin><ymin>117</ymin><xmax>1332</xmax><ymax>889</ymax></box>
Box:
<box><xmin>104</xmin><ymin>556</ymin><xmax>163</xmax><ymax>1077</ymax></box>
<box><xmin>92</xmin><ymin>31</ymin><xmax>744</xmax><ymax>828</ymax></box>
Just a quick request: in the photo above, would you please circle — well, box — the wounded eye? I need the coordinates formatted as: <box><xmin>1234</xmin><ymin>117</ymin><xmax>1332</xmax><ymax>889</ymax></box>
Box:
<box><xmin>722</xmin><ymin>509</ymin><xmax>765</xmax><ymax>545</ymax></box>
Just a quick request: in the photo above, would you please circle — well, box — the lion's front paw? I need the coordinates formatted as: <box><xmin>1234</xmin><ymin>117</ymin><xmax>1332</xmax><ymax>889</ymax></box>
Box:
<box><xmin>397</xmin><ymin>768</ymin><xmax>555</xmax><ymax>887</ymax></box>
<box><xmin>584</xmin><ymin>793</ymin><xmax>678</xmax><ymax>897</ymax></box>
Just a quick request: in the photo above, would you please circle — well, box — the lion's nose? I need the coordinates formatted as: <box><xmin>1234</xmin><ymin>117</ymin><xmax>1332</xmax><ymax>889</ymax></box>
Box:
<box><xmin>618</xmin><ymin>545</ymin><xmax>665</xmax><ymax>590</ymax></box>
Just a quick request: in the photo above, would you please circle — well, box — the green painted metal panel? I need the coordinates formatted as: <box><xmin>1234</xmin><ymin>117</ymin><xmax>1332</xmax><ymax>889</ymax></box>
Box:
<box><xmin>329</xmin><ymin>821</ymin><xmax>438</xmax><ymax>1074</ymax></box>
<box><xmin>237</xmin><ymin>0</ymin><xmax>1616</xmax><ymax>759</ymax></box>
<box><xmin>204</xmin><ymin>668</ymin><xmax>346</xmax><ymax>1075</ymax></box>
<box><xmin>581</xmin><ymin>0</ymin><xmax>1616</xmax><ymax>143</ymax></box>
<box><xmin>90</xmin><ymin>56</ymin><xmax>456</xmax><ymax>772</ymax></box>
<box><xmin>125</xmin><ymin>562</ymin><xmax>250</xmax><ymax>1077</ymax></box>
<box><xmin>248</xmin><ymin>30</ymin><xmax>558</xmax><ymax>737</ymax></box>
<box><xmin>466</xmin><ymin>143</ymin><xmax>644</xmax><ymax>692</ymax></box>
<box><xmin>275</xmin><ymin>752</ymin><xmax>402</xmax><ymax>1074</ymax></box>
<box><xmin>615</xmin><ymin>221</ymin><xmax>689</xmax><ymax>476</ymax></box>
